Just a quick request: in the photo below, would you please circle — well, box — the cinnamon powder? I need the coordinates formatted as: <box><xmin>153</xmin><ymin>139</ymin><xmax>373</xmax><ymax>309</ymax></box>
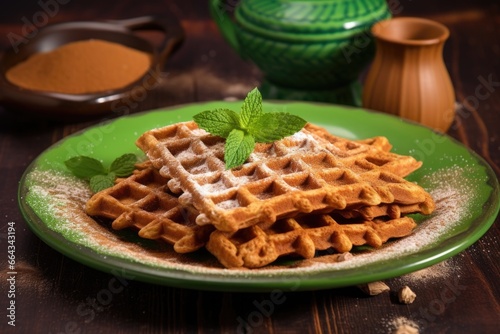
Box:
<box><xmin>6</xmin><ymin>39</ymin><xmax>151</xmax><ymax>94</ymax></box>
<box><xmin>25</xmin><ymin>165</ymin><xmax>472</xmax><ymax>276</ymax></box>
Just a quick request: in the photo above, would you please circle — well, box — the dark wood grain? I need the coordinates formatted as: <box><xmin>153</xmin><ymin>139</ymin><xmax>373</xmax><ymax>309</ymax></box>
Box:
<box><xmin>1</xmin><ymin>1</ymin><xmax>499</xmax><ymax>333</ymax></box>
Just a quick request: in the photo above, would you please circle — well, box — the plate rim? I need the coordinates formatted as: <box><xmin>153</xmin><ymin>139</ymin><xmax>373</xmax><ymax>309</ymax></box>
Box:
<box><xmin>18</xmin><ymin>101</ymin><xmax>500</xmax><ymax>292</ymax></box>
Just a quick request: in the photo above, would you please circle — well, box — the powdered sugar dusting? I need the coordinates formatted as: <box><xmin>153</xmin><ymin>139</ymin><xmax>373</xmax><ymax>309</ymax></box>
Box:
<box><xmin>23</xmin><ymin>164</ymin><xmax>486</xmax><ymax>278</ymax></box>
<box><xmin>307</xmin><ymin>166</ymin><xmax>477</xmax><ymax>268</ymax></box>
<box><xmin>24</xmin><ymin>170</ymin><xmax>194</xmax><ymax>265</ymax></box>
<box><xmin>400</xmin><ymin>259</ymin><xmax>455</xmax><ymax>283</ymax></box>
<box><xmin>382</xmin><ymin>316</ymin><xmax>420</xmax><ymax>334</ymax></box>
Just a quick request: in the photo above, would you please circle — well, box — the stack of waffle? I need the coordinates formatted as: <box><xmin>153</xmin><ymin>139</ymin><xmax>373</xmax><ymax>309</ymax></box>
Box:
<box><xmin>86</xmin><ymin>122</ymin><xmax>435</xmax><ymax>268</ymax></box>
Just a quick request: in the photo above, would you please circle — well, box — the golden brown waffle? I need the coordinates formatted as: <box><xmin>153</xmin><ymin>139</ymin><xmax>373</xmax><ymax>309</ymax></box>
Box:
<box><xmin>206</xmin><ymin>214</ymin><xmax>417</xmax><ymax>268</ymax></box>
<box><xmin>305</xmin><ymin>123</ymin><xmax>392</xmax><ymax>151</ymax></box>
<box><xmin>85</xmin><ymin>162</ymin><xmax>213</xmax><ymax>253</ymax></box>
<box><xmin>137</xmin><ymin>121</ymin><xmax>434</xmax><ymax>233</ymax></box>
<box><xmin>85</xmin><ymin>161</ymin><xmax>418</xmax><ymax>266</ymax></box>
<box><xmin>334</xmin><ymin>202</ymin><xmax>429</xmax><ymax>220</ymax></box>
<box><xmin>304</xmin><ymin>123</ymin><xmax>422</xmax><ymax>178</ymax></box>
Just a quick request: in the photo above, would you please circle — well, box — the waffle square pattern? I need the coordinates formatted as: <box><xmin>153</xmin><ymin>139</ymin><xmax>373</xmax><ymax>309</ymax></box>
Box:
<box><xmin>136</xmin><ymin>122</ymin><xmax>434</xmax><ymax>233</ymax></box>
<box><xmin>85</xmin><ymin>122</ymin><xmax>436</xmax><ymax>268</ymax></box>
<box><xmin>86</xmin><ymin>162</ymin><xmax>214</xmax><ymax>253</ymax></box>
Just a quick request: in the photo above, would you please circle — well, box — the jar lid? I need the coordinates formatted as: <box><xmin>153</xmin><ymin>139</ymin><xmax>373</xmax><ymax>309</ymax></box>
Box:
<box><xmin>235</xmin><ymin>0</ymin><xmax>391</xmax><ymax>42</ymax></box>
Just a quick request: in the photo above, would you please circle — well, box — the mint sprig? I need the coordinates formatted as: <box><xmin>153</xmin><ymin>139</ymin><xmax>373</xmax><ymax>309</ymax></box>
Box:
<box><xmin>64</xmin><ymin>153</ymin><xmax>137</xmax><ymax>193</ymax></box>
<box><xmin>193</xmin><ymin>88</ymin><xmax>306</xmax><ymax>169</ymax></box>
<box><xmin>225</xmin><ymin>129</ymin><xmax>255</xmax><ymax>170</ymax></box>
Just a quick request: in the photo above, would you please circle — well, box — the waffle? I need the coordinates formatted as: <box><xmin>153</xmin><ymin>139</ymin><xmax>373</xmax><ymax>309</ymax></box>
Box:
<box><xmin>334</xmin><ymin>202</ymin><xmax>429</xmax><ymax>220</ymax></box>
<box><xmin>304</xmin><ymin>123</ymin><xmax>422</xmax><ymax>178</ymax></box>
<box><xmin>85</xmin><ymin>161</ymin><xmax>418</xmax><ymax>263</ymax></box>
<box><xmin>136</xmin><ymin>121</ymin><xmax>435</xmax><ymax>233</ymax></box>
<box><xmin>206</xmin><ymin>214</ymin><xmax>417</xmax><ymax>268</ymax></box>
<box><xmin>85</xmin><ymin>161</ymin><xmax>213</xmax><ymax>253</ymax></box>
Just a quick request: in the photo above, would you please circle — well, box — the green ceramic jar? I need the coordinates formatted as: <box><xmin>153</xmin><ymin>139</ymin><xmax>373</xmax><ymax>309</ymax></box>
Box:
<box><xmin>210</xmin><ymin>0</ymin><xmax>391</xmax><ymax>105</ymax></box>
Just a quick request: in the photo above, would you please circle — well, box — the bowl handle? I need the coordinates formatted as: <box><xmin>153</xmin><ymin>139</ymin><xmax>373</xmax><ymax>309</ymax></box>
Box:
<box><xmin>110</xmin><ymin>15</ymin><xmax>184</xmax><ymax>68</ymax></box>
<box><xmin>209</xmin><ymin>0</ymin><xmax>240</xmax><ymax>54</ymax></box>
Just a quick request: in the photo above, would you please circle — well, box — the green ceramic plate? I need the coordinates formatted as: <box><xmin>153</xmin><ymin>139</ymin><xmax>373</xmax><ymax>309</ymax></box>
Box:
<box><xmin>18</xmin><ymin>101</ymin><xmax>499</xmax><ymax>292</ymax></box>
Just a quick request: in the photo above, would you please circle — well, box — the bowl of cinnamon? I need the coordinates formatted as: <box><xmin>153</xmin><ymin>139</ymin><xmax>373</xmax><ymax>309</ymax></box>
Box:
<box><xmin>0</xmin><ymin>15</ymin><xmax>183</xmax><ymax>119</ymax></box>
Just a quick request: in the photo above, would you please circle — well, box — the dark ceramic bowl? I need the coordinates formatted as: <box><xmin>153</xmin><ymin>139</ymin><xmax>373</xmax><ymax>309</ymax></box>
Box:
<box><xmin>0</xmin><ymin>15</ymin><xmax>183</xmax><ymax>120</ymax></box>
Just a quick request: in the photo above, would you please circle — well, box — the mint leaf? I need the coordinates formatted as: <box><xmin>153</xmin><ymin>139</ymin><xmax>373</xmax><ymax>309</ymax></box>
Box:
<box><xmin>65</xmin><ymin>153</ymin><xmax>138</xmax><ymax>192</ymax></box>
<box><xmin>193</xmin><ymin>108</ymin><xmax>240</xmax><ymax>138</ymax></box>
<box><xmin>225</xmin><ymin>129</ymin><xmax>255</xmax><ymax>169</ymax></box>
<box><xmin>240</xmin><ymin>87</ymin><xmax>263</xmax><ymax>128</ymax></box>
<box><xmin>192</xmin><ymin>87</ymin><xmax>307</xmax><ymax>169</ymax></box>
<box><xmin>110</xmin><ymin>153</ymin><xmax>137</xmax><ymax>177</ymax></box>
<box><xmin>64</xmin><ymin>156</ymin><xmax>106</xmax><ymax>179</ymax></box>
<box><xmin>90</xmin><ymin>173</ymin><xmax>116</xmax><ymax>193</ymax></box>
<box><xmin>249</xmin><ymin>112</ymin><xmax>307</xmax><ymax>143</ymax></box>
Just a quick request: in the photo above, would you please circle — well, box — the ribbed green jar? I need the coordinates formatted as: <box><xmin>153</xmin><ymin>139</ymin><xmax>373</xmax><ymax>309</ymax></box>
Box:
<box><xmin>210</xmin><ymin>0</ymin><xmax>391</xmax><ymax>105</ymax></box>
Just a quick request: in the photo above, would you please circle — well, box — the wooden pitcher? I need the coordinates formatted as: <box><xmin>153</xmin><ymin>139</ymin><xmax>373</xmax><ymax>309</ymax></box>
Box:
<box><xmin>362</xmin><ymin>17</ymin><xmax>455</xmax><ymax>132</ymax></box>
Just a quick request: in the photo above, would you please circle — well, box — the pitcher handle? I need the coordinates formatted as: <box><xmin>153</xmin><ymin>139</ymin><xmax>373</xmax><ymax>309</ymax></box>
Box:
<box><xmin>111</xmin><ymin>15</ymin><xmax>184</xmax><ymax>69</ymax></box>
<box><xmin>209</xmin><ymin>0</ymin><xmax>240</xmax><ymax>54</ymax></box>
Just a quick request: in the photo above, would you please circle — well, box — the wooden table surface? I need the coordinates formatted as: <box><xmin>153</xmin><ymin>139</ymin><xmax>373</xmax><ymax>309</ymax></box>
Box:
<box><xmin>1</xmin><ymin>1</ymin><xmax>499</xmax><ymax>333</ymax></box>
